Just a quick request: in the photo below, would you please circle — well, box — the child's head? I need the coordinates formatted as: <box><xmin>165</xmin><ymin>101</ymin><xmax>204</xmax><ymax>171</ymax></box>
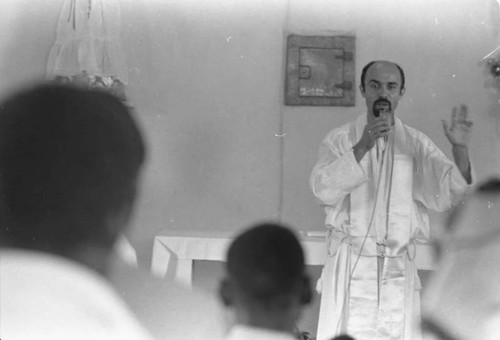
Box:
<box><xmin>219</xmin><ymin>222</ymin><xmax>312</xmax><ymax>331</ymax></box>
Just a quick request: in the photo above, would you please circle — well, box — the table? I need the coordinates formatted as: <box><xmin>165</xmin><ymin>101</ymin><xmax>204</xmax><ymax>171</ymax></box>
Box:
<box><xmin>151</xmin><ymin>230</ymin><xmax>434</xmax><ymax>288</ymax></box>
<box><xmin>151</xmin><ymin>230</ymin><xmax>326</xmax><ymax>287</ymax></box>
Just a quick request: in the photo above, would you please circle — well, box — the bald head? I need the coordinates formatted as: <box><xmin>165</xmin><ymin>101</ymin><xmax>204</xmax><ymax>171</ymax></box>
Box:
<box><xmin>361</xmin><ymin>60</ymin><xmax>405</xmax><ymax>92</ymax></box>
<box><xmin>359</xmin><ymin>60</ymin><xmax>406</xmax><ymax>118</ymax></box>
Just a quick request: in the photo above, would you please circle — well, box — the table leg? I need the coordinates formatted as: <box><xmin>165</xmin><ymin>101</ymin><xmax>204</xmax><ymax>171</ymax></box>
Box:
<box><xmin>175</xmin><ymin>259</ymin><xmax>194</xmax><ymax>289</ymax></box>
<box><xmin>151</xmin><ymin>238</ymin><xmax>172</xmax><ymax>278</ymax></box>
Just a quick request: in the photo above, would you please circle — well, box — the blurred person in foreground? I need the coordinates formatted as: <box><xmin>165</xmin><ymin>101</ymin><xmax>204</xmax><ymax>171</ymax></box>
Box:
<box><xmin>0</xmin><ymin>83</ymin><xmax>226</xmax><ymax>340</ymax></box>
<box><xmin>218</xmin><ymin>222</ymin><xmax>313</xmax><ymax>340</ymax></box>
<box><xmin>0</xmin><ymin>83</ymin><xmax>153</xmax><ymax>340</ymax></box>
<box><xmin>422</xmin><ymin>178</ymin><xmax>500</xmax><ymax>340</ymax></box>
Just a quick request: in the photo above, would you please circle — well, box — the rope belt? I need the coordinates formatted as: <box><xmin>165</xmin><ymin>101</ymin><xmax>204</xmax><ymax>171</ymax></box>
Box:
<box><xmin>327</xmin><ymin>228</ymin><xmax>417</xmax><ymax>306</ymax></box>
<box><xmin>327</xmin><ymin>228</ymin><xmax>416</xmax><ymax>260</ymax></box>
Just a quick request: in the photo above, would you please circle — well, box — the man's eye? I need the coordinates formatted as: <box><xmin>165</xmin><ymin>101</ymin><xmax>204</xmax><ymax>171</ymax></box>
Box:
<box><xmin>370</xmin><ymin>83</ymin><xmax>378</xmax><ymax>89</ymax></box>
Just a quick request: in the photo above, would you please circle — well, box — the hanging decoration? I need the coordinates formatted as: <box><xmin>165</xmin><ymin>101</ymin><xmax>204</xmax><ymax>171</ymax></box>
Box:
<box><xmin>46</xmin><ymin>0</ymin><xmax>128</xmax><ymax>102</ymax></box>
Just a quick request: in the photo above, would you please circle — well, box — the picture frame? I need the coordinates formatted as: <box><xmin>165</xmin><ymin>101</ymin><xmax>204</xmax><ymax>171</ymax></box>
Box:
<box><xmin>285</xmin><ymin>34</ymin><xmax>356</xmax><ymax>106</ymax></box>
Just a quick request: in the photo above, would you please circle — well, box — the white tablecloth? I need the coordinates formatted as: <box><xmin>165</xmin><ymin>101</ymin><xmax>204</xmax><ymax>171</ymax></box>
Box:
<box><xmin>151</xmin><ymin>230</ymin><xmax>434</xmax><ymax>288</ymax></box>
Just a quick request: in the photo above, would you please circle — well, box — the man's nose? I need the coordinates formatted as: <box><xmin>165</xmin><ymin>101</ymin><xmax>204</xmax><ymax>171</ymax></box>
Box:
<box><xmin>379</xmin><ymin>87</ymin><xmax>390</xmax><ymax>97</ymax></box>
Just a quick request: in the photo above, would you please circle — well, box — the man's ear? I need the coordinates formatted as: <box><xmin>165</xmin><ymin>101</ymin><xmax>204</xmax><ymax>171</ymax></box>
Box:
<box><xmin>400</xmin><ymin>87</ymin><xmax>406</xmax><ymax>96</ymax></box>
<box><xmin>300</xmin><ymin>276</ymin><xmax>313</xmax><ymax>305</ymax></box>
<box><xmin>106</xmin><ymin>184</ymin><xmax>138</xmax><ymax>246</ymax></box>
<box><xmin>219</xmin><ymin>277</ymin><xmax>235</xmax><ymax>307</ymax></box>
<box><xmin>359</xmin><ymin>84</ymin><xmax>366</xmax><ymax>98</ymax></box>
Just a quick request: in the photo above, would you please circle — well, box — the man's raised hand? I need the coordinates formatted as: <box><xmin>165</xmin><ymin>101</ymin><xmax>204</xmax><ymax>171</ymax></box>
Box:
<box><xmin>442</xmin><ymin>104</ymin><xmax>473</xmax><ymax>147</ymax></box>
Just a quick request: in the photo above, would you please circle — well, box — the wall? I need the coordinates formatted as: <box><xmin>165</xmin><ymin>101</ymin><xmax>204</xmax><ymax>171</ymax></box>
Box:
<box><xmin>122</xmin><ymin>0</ymin><xmax>500</xmax><ymax>265</ymax></box>
<box><xmin>1</xmin><ymin>0</ymin><xmax>499</xmax><ymax>336</ymax></box>
<box><xmin>2</xmin><ymin>0</ymin><xmax>498</xmax><ymax>260</ymax></box>
<box><xmin>119</xmin><ymin>0</ymin><xmax>288</xmax><ymax>265</ymax></box>
<box><xmin>0</xmin><ymin>1</ymin><xmax>59</xmax><ymax>95</ymax></box>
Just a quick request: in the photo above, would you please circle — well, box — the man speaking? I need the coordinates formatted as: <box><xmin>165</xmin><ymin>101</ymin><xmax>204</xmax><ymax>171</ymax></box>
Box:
<box><xmin>310</xmin><ymin>60</ymin><xmax>472</xmax><ymax>340</ymax></box>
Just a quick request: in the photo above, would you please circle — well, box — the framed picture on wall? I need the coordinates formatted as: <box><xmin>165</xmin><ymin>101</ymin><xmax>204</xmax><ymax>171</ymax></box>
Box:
<box><xmin>285</xmin><ymin>34</ymin><xmax>356</xmax><ymax>106</ymax></box>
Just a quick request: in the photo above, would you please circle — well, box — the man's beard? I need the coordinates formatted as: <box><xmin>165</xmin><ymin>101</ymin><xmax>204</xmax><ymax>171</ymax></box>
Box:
<box><xmin>373</xmin><ymin>98</ymin><xmax>392</xmax><ymax>117</ymax></box>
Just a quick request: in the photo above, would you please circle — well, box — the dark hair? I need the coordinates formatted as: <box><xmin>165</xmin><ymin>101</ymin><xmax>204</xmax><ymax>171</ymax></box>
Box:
<box><xmin>226</xmin><ymin>223</ymin><xmax>305</xmax><ymax>302</ymax></box>
<box><xmin>0</xmin><ymin>83</ymin><xmax>145</xmax><ymax>254</ymax></box>
<box><xmin>360</xmin><ymin>60</ymin><xmax>405</xmax><ymax>92</ymax></box>
<box><xmin>421</xmin><ymin>317</ymin><xmax>458</xmax><ymax>340</ymax></box>
<box><xmin>477</xmin><ymin>177</ymin><xmax>500</xmax><ymax>193</ymax></box>
<box><xmin>330</xmin><ymin>335</ymin><xmax>356</xmax><ymax>340</ymax></box>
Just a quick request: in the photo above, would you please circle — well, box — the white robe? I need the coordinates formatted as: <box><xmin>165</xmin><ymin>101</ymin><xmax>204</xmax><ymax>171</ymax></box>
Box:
<box><xmin>310</xmin><ymin>114</ymin><xmax>469</xmax><ymax>340</ymax></box>
<box><xmin>0</xmin><ymin>250</ymin><xmax>154</xmax><ymax>340</ymax></box>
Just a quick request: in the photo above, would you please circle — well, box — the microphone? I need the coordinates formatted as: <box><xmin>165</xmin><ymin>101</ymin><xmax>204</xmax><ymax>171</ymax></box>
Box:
<box><xmin>376</xmin><ymin>108</ymin><xmax>390</xmax><ymax>146</ymax></box>
<box><xmin>373</xmin><ymin>98</ymin><xmax>391</xmax><ymax>117</ymax></box>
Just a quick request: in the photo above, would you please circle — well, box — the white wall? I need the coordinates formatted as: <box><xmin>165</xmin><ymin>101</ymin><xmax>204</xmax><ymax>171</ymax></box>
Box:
<box><xmin>119</xmin><ymin>0</ymin><xmax>288</xmax><ymax>265</ymax></box>
<box><xmin>1</xmin><ymin>0</ymin><xmax>499</xmax><ymax>336</ymax></box>
<box><xmin>0</xmin><ymin>1</ymin><xmax>59</xmax><ymax>95</ymax></box>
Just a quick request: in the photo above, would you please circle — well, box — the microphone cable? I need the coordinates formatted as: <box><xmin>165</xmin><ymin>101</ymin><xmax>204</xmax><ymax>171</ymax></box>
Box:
<box><xmin>333</xmin><ymin>128</ymin><xmax>395</xmax><ymax>334</ymax></box>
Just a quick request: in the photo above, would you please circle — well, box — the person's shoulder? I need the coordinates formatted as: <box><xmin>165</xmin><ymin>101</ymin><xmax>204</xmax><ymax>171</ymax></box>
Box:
<box><xmin>400</xmin><ymin>121</ymin><xmax>429</xmax><ymax>139</ymax></box>
<box><xmin>1</xmin><ymin>250</ymin><xmax>154</xmax><ymax>340</ymax></box>
<box><xmin>399</xmin><ymin>121</ymin><xmax>437</xmax><ymax>148</ymax></box>
<box><xmin>322</xmin><ymin>120</ymin><xmax>353</xmax><ymax>145</ymax></box>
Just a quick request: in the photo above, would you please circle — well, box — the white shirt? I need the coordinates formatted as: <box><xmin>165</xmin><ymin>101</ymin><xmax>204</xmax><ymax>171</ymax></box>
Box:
<box><xmin>225</xmin><ymin>325</ymin><xmax>296</xmax><ymax>340</ymax></box>
<box><xmin>0</xmin><ymin>249</ymin><xmax>154</xmax><ymax>340</ymax></box>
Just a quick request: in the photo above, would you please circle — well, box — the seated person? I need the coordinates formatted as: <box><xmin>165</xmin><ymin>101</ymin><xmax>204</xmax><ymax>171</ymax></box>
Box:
<box><xmin>219</xmin><ymin>222</ymin><xmax>313</xmax><ymax>340</ymax></box>
<box><xmin>421</xmin><ymin>178</ymin><xmax>500</xmax><ymax>340</ymax></box>
<box><xmin>0</xmin><ymin>83</ymin><xmax>153</xmax><ymax>339</ymax></box>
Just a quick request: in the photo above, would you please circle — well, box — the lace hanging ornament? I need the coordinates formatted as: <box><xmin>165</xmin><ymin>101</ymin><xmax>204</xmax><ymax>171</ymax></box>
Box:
<box><xmin>46</xmin><ymin>0</ymin><xmax>128</xmax><ymax>102</ymax></box>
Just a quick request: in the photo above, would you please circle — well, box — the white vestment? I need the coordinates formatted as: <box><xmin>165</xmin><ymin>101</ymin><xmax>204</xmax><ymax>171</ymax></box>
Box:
<box><xmin>310</xmin><ymin>114</ymin><xmax>469</xmax><ymax>340</ymax></box>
